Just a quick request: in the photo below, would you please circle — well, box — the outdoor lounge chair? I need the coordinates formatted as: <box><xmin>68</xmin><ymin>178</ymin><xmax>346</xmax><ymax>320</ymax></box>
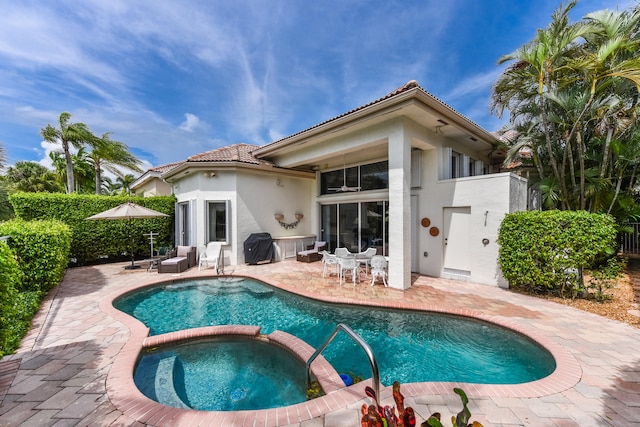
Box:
<box><xmin>158</xmin><ymin>245</ymin><xmax>196</xmax><ymax>273</ymax></box>
<box><xmin>296</xmin><ymin>241</ymin><xmax>327</xmax><ymax>263</ymax></box>
<box><xmin>199</xmin><ymin>242</ymin><xmax>222</xmax><ymax>271</ymax></box>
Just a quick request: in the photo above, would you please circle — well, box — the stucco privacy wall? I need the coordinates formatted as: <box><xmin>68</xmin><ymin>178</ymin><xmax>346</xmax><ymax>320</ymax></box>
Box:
<box><xmin>414</xmin><ymin>172</ymin><xmax>527</xmax><ymax>287</ymax></box>
<box><xmin>172</xmin><ymin>168</ymin><xmax>314</xmax><ymax>265</ymax></box>
<box><xmin>236</xmin><ymin>171</ymin><xmax>314</xmax><ymax>262</ymax></box>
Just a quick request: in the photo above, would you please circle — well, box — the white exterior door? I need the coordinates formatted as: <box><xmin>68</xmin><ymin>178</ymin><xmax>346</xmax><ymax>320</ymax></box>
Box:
<box><xmin>443</xmin><ymin>207</ymin><xmax>471</xmax><ymax>275</ymax></box>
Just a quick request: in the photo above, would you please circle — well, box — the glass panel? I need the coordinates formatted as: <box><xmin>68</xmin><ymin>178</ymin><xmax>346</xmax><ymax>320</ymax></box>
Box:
<box><xmin>345</xmin><ymin>166</ymin><xmax>359</xmax><ymax>190</ymax></box>
<box><xmin>338</xmin><ymin>203</ymin><xmax>359</xmax><ymax>252</ymax></box>
<box><xmin>321</xmin><ymin>204</ymin><xmax>337</xmax><ymax>252</ymax></box>
<box><xmin>321</xmin><ymin>169</ymin><xmax>343</xmax><ymax>194</ymax></box>
<box><xmin>361</xmin><ymin>201</ymin><xmax>384</xmax><ymax>254</ymax></box>
<box><xmin>451</xmin><ymin>151</ymin><xmax>461</xmax><ymax>178</ymax></box>
<box><xmin>323</xmin><ymin>201</ymin><xmax>388</xmax><ymax>255</ymax></box>
<box><xmin>360</xmin><ymin>161</ymin><xmax>388</xmax><ymax>191</ymax></box>
<box><xmin>179</xmin><ymin>203</ymin><xmax>189</xmax><ymax>246</ymax></box>
<box><xmin>207</xmin><ymin>202</ymin><xmax>227</xmax><ymax>242</ymax></box>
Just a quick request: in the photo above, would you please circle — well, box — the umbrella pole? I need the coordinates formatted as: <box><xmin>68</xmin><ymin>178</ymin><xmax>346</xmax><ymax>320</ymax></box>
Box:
<box><xmin>125</xmin><ymin>217</ymin><xmax>140</xmax><ymax>270</ymax></box>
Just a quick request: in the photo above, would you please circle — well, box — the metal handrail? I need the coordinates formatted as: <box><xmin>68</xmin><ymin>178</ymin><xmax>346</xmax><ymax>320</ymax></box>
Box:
<box><xmin>305</xmin><ymin>323</ymin><xmax>380</xmax><ymax>399</ymax></box>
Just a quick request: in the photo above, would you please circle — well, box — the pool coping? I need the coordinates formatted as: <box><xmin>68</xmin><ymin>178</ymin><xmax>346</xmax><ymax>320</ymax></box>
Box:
<box><xmin>100</xmin><ymin>273</ymin><xmax>583</xmax><ymax>426</ymax></box>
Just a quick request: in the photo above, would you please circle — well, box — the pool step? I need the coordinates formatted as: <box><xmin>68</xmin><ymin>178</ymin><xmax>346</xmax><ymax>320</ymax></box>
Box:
<box><xmin>196</xmin><ymin>282</ymin><xmax>274</xmax><ymax>298</ymax></box>
<box><xmin>154</xmin><ymin>356</ymin><xmax>191</xmax><ymax>409</ymax></box>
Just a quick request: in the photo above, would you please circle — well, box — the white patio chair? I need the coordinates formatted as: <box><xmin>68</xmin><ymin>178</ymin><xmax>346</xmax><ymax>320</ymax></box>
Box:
<box><xmin>355</xmin><ymin>247</ymin><xmax>377</xmax><ymax>274</ymax></box>
<box><xmin>320</xmin><ymin>250</ymin><xmax>338</xmax><ymax>278</ymax></box>
<box><xmin>338</xmin><ymin>256</ymin><xmax>359</xmax><ymax>286</ymax></box>
<box><xmin>198</xmin><ymin>242</ymin><xmax>222</xmax><ymax>272</ymax></box>
<box><xmin>334</xmin><ymin>247</ymin><xmax>351</xmax><ymax>258</ymax></box>
<box><xmin>370</xmin><ymin>255</ymin><xmax>388</xmax><ymax>287</ymax></box>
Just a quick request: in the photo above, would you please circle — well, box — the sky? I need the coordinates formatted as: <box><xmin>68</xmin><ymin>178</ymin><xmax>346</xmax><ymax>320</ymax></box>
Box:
<box><xmin>0</xmin><ymin>0</ymin><xmax>633</xmax><ymax>174</ymax></box>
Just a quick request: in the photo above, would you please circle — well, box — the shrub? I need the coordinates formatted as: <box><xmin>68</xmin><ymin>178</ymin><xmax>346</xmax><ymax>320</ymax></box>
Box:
<box><xmin>0</xmin><ymin>241</ymin><xmax>23</xmax><ymax>354</ymax></box>
<box><xmin>9</xmin><ymin>192</ymin><xmax>175</xmax><ymax>265</ymax></box>
<box><xmin>0</xmin><ymin>219</ymin><xmax>71</xmax><ymax>292</ymax></box>
<box><xmin>498</xmin><ymin>210</ymin><xmax>618</xmax><ymax>296</ymax></box>
<box><xmin>0</xmin><ymin>241</ymin><xmax>39</xmax><ymax>357</ymax></box>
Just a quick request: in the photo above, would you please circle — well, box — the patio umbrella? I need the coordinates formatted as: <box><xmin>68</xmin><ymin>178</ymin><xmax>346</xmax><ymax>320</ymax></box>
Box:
<box><xmin>86</xmin><ymin>202</ymin><xmax>169</xmax><ymax>269</ymax></box>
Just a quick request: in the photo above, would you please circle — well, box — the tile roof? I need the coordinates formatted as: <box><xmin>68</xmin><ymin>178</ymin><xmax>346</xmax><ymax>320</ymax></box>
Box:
<box><xmin>258</xmin><ymin>80</ymin><xmax>490</xmax><ymax>150</ymax></box>
<box><xmin>261</xmin><ymin>80</ymin><xmax>424</xmax><ymax>147</ymax></box>
<box><xmin>186</xmin><ymin>143</ymin><xmax>275</xmax><ymax>166</ymax></box>
<box><xmin>148</xmin><ymin>161</ymin><xmax>183</xmax><ymax>173</ymax></box>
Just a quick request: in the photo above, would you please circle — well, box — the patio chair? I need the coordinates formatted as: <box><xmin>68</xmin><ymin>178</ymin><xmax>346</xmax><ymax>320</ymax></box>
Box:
<box><xmin>334</xmin><ymin>247</ymin><xmax>352</xmax><ymax>258</ymax></box>
<box><xmin>199</xmin><ymin>242</ymin><xmax>222</xmax><ymax>272</ymax></box>
<box><xmin>296</xmin><ymin>241</ymin><xmax>327</xmax><ymax>262</ymax></box>
<box><xmin>320</xmin><ymin>250</ymin><xmax>338</xmax><ymax>278</ymax></box>
<box><xmin>338</xmin><ymin>256</ymin><xmax>359</xmax><ymax>286</ymax></box>
<box><xmin>370</xmin><ymin>255</ymin><xmax>388</xmax><ymax>287</ymax></box>
<box><xmin>355</xmin><ymin>247</ymin><xmax>377</xmax><ymax>274</ymax></box>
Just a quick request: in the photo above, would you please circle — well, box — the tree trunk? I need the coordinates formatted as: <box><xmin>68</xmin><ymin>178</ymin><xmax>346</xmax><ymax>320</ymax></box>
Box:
<box><xmin>95</xmin><ymin>162</ymin><xmax>102</xmax><ymax>195</ymax></box>
<box><xmin>63</xmin><ymin>140</ymin><xmax>74</xmax><ymax>194</ymax></box>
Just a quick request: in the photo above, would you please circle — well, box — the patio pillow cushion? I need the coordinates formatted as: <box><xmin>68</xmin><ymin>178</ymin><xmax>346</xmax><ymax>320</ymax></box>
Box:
<box><xmin>176</xmin><ymin>246</ymin><xmax>191</xmax><ymax>257</ymax></box>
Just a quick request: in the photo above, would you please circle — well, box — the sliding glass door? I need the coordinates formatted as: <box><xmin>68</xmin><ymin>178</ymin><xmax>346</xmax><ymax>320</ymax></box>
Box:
<box><xmin>321</xmin><ymin>201</ymin><xmax>388</xmax><ymax>255</ymax></box>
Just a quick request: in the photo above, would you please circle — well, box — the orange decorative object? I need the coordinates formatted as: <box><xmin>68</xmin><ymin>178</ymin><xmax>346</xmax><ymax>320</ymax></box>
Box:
<box><xmin>421</xmin><ymin>218</ymin><xmax>431</xmax><ymax>227</ymax></box>
<box><xmin>429</xmin><ymin>227</ymin><xmax>439</xmax><ymax>236</ymax></box>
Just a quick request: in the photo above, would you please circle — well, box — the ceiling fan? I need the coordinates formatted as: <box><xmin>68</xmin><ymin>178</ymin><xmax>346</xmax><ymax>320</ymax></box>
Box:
<box><xmin>329</xmin><ymin>156</ymin><xmax>361</xmax><ymax>192</ymax></box>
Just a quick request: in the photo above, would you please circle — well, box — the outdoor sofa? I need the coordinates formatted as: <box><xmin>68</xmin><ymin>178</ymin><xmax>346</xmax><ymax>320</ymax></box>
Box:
<box><xmin>296</xmin><ymin>241</ymin><xmax>327</xmax><ymax>263</ymax></box>
<box><xmin>158</xmin><ymin>245</ymin><xmax>196</xmax><ymax>273</ymax></box>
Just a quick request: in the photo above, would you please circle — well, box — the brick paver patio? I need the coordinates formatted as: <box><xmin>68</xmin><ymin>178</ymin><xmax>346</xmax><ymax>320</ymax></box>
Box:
<box><xmin>1</xmin><ymin>259</ymin><xmax>639</xmax><ymax>426</ymax></box>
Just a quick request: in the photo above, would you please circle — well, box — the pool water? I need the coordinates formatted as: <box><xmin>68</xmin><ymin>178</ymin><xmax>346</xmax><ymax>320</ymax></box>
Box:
<box><xmin>115</xmin><ymin>277</ymin><xmax>556</xmax><ymax>386</ymax></box>
<box><xmin>135</xmin><ymin>338</ymin><xmax>308</xmax><ymax>411</ymax></box>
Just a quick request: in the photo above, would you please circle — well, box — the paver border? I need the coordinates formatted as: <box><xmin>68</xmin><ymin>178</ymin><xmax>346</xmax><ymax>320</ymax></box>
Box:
<box><xmin>100</xmin><ymin>273</ymin><xmax>583</xmax><ymax>426</ymax></box>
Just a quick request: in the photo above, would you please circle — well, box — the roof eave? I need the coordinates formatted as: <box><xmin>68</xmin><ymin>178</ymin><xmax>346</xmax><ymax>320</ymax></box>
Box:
<box><xmin>254</xmin><ymin>85</ymin><xmax>496</xmax><ymax>157</ymax></box>
<box><xmin>161</xmin><ymin>161</ymin><xmax>314</xmax><ymax>182</ymax></box>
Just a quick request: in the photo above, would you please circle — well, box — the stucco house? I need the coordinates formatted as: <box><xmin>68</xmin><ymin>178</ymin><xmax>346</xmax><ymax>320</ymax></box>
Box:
<box><xmin>132</xmin><ymin>80</ymin><xmax>527</xmax><ymax>289</ymax></box>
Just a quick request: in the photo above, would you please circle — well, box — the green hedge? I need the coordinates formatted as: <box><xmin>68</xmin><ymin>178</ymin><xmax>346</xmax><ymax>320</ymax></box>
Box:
<box><xmin>498</xmin><ymin>210</ymin><xmax>618</xmax><ymax>294</ymax></box>
<box><xmin>0</xmin><ymin>241</ymin><xmax>21</xmax><ymax>352</ymax></box>
<box><xmin>0</xmin><ymin>241</ymin><xmax>40</xmax><ymax>357</ymax></box>
<box><xmin>0</xmin><ymin>219</ymin><xmax>72</xmax><ymax>292</ymax></box>
<box><xmin>9</xmin><ymin>193</ymin><xmax>175</xmax><ymax>265</ymax></box>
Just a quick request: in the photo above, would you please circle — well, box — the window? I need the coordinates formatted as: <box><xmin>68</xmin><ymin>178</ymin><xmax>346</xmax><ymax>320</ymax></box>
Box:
<box><xmin>320</xmin><ymin>160</ymin><xmax>388</xmax><ymax>194</ymax></box>
<box><xmin>207</xmin><ymin>200</ymin><xmax>230</xmax><ymax>244</ymax></box>
<box><xmin>451</xmin><ymin>151</ymin><xmax>461</xmax><ymax>178</ymax></box>
<box><xmin>469</xmin><ymin>158</ymin><xmax>476</xmax><ymax>176</ymax></box>
<box><xmin>411</xmin><ymin>149</ymin><xmax>422</xmax><ymax>188</ymax></box>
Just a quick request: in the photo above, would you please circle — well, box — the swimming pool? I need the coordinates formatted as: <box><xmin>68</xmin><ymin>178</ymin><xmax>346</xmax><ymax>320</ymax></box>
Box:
<box><xmin>114</xmin><ymin>277</ymin><xmax>556</xmax><ymax>387</ymax></box>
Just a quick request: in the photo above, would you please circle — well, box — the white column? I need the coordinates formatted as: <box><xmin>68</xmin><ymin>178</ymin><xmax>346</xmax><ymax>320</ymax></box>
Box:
<box><xmin>387</xmin><ymin>121</ymin><xmax>412</xmax><ymax>290</ymax></box>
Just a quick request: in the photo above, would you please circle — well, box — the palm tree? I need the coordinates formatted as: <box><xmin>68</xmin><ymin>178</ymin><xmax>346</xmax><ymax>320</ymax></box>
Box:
<box><xmin>492</xmin><ymin>2</ymin><xmax>640</xmax><ymax>218</ymax></box>
<box><xmin>492</xmin><ymin>1</ymin><xmax>593</xmax><ymax>209</ymax></box>
<box><xmin>100</xmin><ymin>176</ymin><xmax>122</xmax><ymax>195</ymax></box>
<box><xmin>3</xmin><ymin>161</ymin><xmax>64</xmax><ymax>193</ymax></box>
<box><xmin>89</xmin><ymin>133</ymin><xmax>143</xmax><ymax>195</ymax></box>
<box><xmin>49</xmin><ymin>149</ymin><xmax>94</xmax><ymax>193</ymax></box>
<box><xmin>116</xmin><ymin>174</ymin><xmax>136</xmax><ymax>196</ymax></box>
<box><xmin>71</xmin><ymin>148</ymin><xmax>95</xmax><ymax>193</ymax></box>
<box><xmin>40</xmin><ymin>112</ymin><xmax>94</xmax><ymax>193</ymax></box>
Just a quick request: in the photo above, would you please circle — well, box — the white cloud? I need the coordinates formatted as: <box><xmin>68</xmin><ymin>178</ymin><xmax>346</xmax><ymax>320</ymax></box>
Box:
<box><xmin>179</xmin><ymin>113</ymin><xmax>202</xmax><ymax>133</ymax></box>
